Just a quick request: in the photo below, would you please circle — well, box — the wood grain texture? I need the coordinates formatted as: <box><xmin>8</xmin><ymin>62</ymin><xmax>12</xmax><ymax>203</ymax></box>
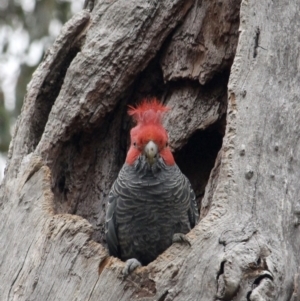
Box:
<box><xmin>1</xmin><ymin>0</ymin><xmax>299</xmax><ymax>300</ymax></box>
<box><xmin>160</xmin><ymin>0</ymin><xmax>241</xmax><ymax>85</ymax></box>
<box><xmin>200</xmin><ymin>0</ymin><xmax>300</xmax><ymax>299</ymax></box>
<box><xmin>164</xmin><ymin>77</ymin><xmax>227</xmax><ymax>151</ymax></box>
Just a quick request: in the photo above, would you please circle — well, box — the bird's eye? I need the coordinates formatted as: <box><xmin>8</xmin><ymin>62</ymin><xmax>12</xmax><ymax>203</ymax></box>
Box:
<box><xmin>133</xmin><ymin>142</ymin><xmax>137</xmax><ymax>147</ymax></box>
<box><xmin>166</xmin><ymin>142</ymin><xmax>169</xmax><ymax>147</ymax></box>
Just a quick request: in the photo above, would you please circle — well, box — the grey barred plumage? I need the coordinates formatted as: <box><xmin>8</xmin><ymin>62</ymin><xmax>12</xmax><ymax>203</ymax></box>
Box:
<box><xmin>105</xmin><ymin>155</ymin><xmax>199</xmax><ymax>266</ymax></box>
<box><xmin>105</xmin><ymin>99</ymin><xmax>199</xmax><ymax>275</ymax></box>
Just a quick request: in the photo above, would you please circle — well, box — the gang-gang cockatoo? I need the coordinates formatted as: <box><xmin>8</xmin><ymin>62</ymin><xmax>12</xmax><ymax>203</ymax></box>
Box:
<box><xmin>105</xmin><ymin>99</ymin><xmax>199</xmax><ymax>276</ymax></box>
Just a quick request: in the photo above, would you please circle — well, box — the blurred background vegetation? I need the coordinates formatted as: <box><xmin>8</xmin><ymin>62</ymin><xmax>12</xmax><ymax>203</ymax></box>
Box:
<box><xmin>0</xmin><ymin>0</ymin><xmax>84</xmax><ymax>180</ymax></box>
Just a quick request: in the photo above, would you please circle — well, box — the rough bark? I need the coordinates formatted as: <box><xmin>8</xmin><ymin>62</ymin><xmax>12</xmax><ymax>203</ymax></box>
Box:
<box><xmin>1</xmin><ymin>0</ymin><xmax>299</xmax><ymax>300</ymax></box>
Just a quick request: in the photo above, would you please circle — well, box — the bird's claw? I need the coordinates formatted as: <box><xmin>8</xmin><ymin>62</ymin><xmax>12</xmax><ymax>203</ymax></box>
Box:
<box><xmin>172</xmin><ymin>233</ymin><xmax>191</xmax><ymax>246</ymax></box>
<box><xmin>122</xmin><ymin>258</ymin><xmax>142</xmax><ymax>278</ymax></box>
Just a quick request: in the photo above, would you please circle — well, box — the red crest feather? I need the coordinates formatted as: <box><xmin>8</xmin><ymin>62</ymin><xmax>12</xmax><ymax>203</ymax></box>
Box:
<box><xmin>126</xmin><ymin>98</ymin><xmax>174</xmax><ymax>166</ymax></box>
<box><xmin>128</xmin><ymin>99</ymin><xmax>169</xmax><ymax>124</ymax></box>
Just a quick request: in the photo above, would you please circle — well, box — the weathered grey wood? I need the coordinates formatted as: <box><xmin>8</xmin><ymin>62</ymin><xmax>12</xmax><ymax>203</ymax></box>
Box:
<box><xmin>0</xmin><ymin>155</ymin><xmax>106</xmax><ymax>300</ymax></box>
<box><xmin>163</xmin><ymin>79</ymin><xmax>227</xmax><ymax>150</ymax></box>
<box><xmin>200</xmin><ymin>0</ymin><xmax>300</xmax><ymax>299</ymax></box>
<box><xmin>35</xmin><ymin>0</ymin><xmax>194</xmax><ymax>162</ymax></box>
<box><xmin>160</xmin><ymin>0</ymin><xmax>241</xmax><ymax>85</ymax></box>
<box><xmin>1</xmin><ymin>0</ymin><xmax>300</xmax><ymax>300</ymax></box>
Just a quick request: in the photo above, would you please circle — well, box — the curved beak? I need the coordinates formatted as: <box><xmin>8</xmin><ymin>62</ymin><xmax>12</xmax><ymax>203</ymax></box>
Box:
<box><xmin>144</xmin><ymin>141</ymin><xmax>158</xmax><ymax>165</ymax></box>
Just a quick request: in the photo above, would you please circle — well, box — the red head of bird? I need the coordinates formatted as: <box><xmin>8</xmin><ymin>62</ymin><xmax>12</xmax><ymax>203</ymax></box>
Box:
<box><xmin>125</xmin><ymin>99</ymin><xmax>175</xmax><ymax>166</ymax></box>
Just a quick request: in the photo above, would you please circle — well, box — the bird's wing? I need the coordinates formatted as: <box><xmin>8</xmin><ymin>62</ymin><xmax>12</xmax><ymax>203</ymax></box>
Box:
<box><xmin>105</xmin><ymin>165</ymin><xmax>140</xmax><ymax>258</ymax></box>
<box><xmin>170</xmin><ymin>167</ymin><xmax>199</xmax><ymax>229</ymax></box>
<box><xmin>105</xmin><ymin>189</ymin><xmax>119</xmax><ymax>257</ymax></box>
<box><xmin>158</xmin><ymin>164</ymin><xmax>199</xmax><ymax>230</ymax></box>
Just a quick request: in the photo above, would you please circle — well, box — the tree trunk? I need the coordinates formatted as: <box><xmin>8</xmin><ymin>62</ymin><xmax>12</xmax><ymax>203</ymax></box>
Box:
<box><xmin>1</xmin><ymin>0</ymin><xmax>299</xmax><ymax>300</ymax></box>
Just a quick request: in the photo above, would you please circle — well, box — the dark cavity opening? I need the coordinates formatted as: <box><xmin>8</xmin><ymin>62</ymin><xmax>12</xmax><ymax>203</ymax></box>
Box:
<box><xmin>50</xmin><ymin>59</ymin><xmax>228</xmax><ymax>247</ymax></box>
<box><xmin>174</xmin><ymin>116</ymin><xmax>225</xmax><ymax>212</ymax></box>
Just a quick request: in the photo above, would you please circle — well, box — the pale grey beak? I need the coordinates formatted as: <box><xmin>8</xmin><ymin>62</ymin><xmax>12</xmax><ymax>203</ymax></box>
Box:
<box><xmin>144</xmin><ymin>141</ymin><xmax>158</xmax><ymax>165</ymax></box>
